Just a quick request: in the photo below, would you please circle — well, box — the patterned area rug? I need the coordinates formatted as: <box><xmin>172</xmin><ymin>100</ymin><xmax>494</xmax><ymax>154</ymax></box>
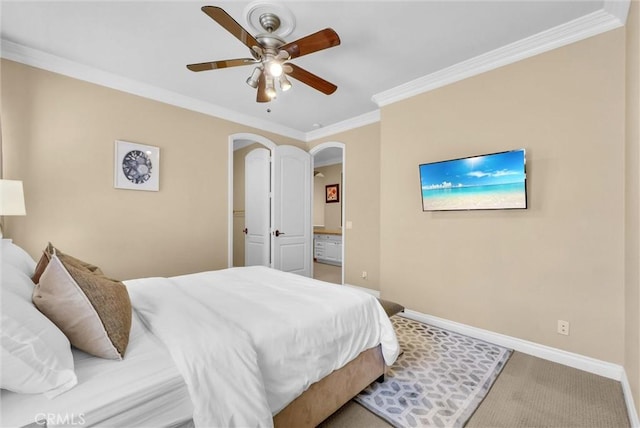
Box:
<box><xmin>355</xmin><ymin>316</ymin><xmax>512</xmax><ymax>428</ymax></box>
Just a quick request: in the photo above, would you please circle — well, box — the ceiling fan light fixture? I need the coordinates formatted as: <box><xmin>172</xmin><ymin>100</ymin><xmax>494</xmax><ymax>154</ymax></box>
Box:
<box><xmin>265</xmin><ymin>75</ymin><xmax>277</xmax><ymax>99</ymax></box>
<box><xmin>279</xmin><ymin>74</ymin><xmax>292</xmax><ymax>91</ymax></box>
<box><xmin>268</xmin><ymin>60</ymin><xmax>283</xmax><ymax>77</ymax></box>
<box><xmin>246</xmin><ymin>67</ymin><xmax>262</xmax><ymax>88</ymax></box>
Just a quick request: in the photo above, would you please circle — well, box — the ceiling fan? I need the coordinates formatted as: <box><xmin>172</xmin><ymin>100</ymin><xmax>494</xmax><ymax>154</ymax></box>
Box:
<box><xmin>187</xmin><ymin>6</ymin><xmax>340</xmax><ymax>103</ymax></box>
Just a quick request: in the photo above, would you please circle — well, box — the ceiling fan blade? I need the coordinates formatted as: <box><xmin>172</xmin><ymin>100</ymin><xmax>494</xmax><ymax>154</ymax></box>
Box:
<box><xmin>280</xmin><ymin>28</ymin><xmax>340</xmax><ymax>59</ymax></box>
<box><xmin>256</xmin><ymin>72</ymin><xmax>270</xmax><ymax>103</ymax></box>
<box><xmin>201</xmin><ymin>6</ymin><xmax>260</xmax><ymax>51</ymax></box>
<box><xmin>187</xmin><ymin>58</ymin><xmax>257</xmax><ymax>72</ymax></box>
<box><xmin>286</xmin><ymin>63</ymin><xmax>337</xmax><ymax>95</ymax></box>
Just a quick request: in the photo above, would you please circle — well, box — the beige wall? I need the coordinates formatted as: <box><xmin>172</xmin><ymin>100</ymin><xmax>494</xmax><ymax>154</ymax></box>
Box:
<box><xmin>3</xmin><ymin>17</ymin><xmax>637</xmax><ymax>410</ymax></box>
<box><xmin>314</xmin><ymin>163</ymin><xmax>342</xmax><ymax>230</ymax></box>
<box><xmin>1</xmin><ymin>60</ymin><xmax>302</xmax><ymax>280</ymax></box>
<box><xmin>625</xmin><ymin>0</ymin><xmax>640</xmax><ymax>414</ymax></box>
<box><xmin>379</xmin><ymin>29</ymin><xmax>626</xmax><ymax>364</ymax></box>
<box><xmin>309</xmin><ymin>124</ymin><xmax>381</xmax><ymax>290</ymax></box>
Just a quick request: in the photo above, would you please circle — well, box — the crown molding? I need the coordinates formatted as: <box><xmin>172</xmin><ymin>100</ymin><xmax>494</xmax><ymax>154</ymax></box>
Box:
<box><xmin>0</xmin><ymin>39</ymin><xmax>306</xmax><ymax>142</ymax></box>
<box><xmin>372</xmin><ymin>1</ymin><xmax>630</xmax><ymax>108</ymax></box>
<box><xmin>1</xmin><ymin>0</ymin><xmax>629</xmax><ymax>143</ymax></box>
<box><xmin>305</xmin><ymin>110</ymin><xmax>380</xmax><ymax>142</ymax></box>
<box><xmin>603</xmin><ymin>0</ymin><xmax>631</xmax><ymax>23</ymax></box>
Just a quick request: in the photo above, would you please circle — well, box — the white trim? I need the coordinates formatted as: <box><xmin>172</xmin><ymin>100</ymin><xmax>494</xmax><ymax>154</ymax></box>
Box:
<box><xmin>372</xmin><ymin>4</ymin><xmax>629</xmax><ymax>108</ymax></box>
<box><xmin>228</xmin><ymin>133</ymin><xmax>277</xmax><ymax>269</ymax></box>
<box><xmin>604</xmin><ymin>0</ymin><xmax>631</xmax><ymax>24</ymax></box>
<box><xmin>401</xmin><ymin>309</ymin><xmax>624</xmax><ymax>380</ymax></box>
<box><xmin>343</xmin><ymin>283</ymin><xmax>380</xmax><ymax>298</ymax></box>
<box><xmin>621</xmin><ymin>371</ymin><xmax>640</xmax><ymax>427</ymax></box>
<box><xmin>306</xmin><ymin>110</ymin><xmax>380</xmax><ymax>142</ymax></box>
<box><xmin>1</xmin><ymin>40</ymin><xmax>306</xmax><ymax>142</ymax></box>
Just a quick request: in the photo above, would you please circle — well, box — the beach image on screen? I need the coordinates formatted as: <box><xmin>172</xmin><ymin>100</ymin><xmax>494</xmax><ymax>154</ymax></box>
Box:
<box><xmin>420</xmin><ymin>150</ymin><xmax>526</xmax><ymax>211</ymax></box>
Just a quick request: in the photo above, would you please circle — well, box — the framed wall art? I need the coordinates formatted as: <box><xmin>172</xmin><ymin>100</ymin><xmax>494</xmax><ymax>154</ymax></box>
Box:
<box><xmin>325</xmin><ymin>183</ymin><xmax>339</xmax><ymax>203</ymax></box>
<box><xmin>114</xmin><ymin>140</ymin><xmax>160</xmax><ymax>191</ymax></box>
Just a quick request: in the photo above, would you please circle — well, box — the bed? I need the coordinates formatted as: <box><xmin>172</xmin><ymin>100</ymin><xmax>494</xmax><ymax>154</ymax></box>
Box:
<box><xmin>1</xmin><ymin>240</ymin><xmax>399</xmax><ymax>428</ymax></box>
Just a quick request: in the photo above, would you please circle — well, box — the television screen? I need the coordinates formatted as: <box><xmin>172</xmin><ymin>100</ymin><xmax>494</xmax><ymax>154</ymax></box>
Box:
<box><xmin>419</xmin><ymin>149</ymin><xmax>527</xmax><ymax>211</ymax></box>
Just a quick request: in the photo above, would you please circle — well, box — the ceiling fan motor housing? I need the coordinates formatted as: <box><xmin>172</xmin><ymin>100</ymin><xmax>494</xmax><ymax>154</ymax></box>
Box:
<box><xmin>259</xmin><ymin>12</ymin><xmax>281</xmax><ymax>33</ymax></box>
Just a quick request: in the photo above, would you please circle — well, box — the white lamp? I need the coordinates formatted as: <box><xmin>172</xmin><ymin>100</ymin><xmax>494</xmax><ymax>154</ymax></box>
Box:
<box><xmin>0</xmin><ymin>179</ymin><xmax>26</xmax><ymax>238</ymax></box>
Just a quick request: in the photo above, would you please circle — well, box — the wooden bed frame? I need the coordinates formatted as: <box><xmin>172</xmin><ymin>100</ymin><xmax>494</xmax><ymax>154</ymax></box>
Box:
<box><xmin>273</xmin><ymin>345</ymin><xmax>384</xmax><ymax>428</ymax></box>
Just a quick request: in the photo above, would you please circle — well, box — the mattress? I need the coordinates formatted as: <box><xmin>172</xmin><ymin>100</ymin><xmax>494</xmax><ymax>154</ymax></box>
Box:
<box><xmin>0</xmin><ymin>312</ymin><xmax>193</xmax><ymax>428</ymax></box>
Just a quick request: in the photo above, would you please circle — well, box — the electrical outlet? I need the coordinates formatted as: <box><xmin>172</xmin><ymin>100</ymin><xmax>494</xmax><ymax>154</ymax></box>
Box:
<box><xmin>361</xmin><ymin>271</ymin><xmax>367</xmax><ymax>279</ymax></box>
<box><xmin>557</xmin><ymin>320</ymin><xmax>570</xmax><ymax>336</ymax></box>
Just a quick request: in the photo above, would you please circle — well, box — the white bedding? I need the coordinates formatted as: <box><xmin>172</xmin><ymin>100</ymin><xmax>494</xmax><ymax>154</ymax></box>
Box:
<box><xmin>2</xmin><ymin>266</ymin><xmax>398</xmax><ymax>428</ymax></box>
<box><xmin>126</xmin><ymin>266</ymin><xmax>399</xmax><ymax>428</ymax></box>
<box><xmin>0</xmin><ymin>312</ymin><xmax>193</xmax><ymax>428</ymax></box>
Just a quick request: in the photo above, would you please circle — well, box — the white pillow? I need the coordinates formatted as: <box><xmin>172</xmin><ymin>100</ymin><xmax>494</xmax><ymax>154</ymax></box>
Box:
<box><xmin>1</xmin><ymin>271</ymin><xmax>77</xmax><ymax>397</ymax></box>
<box><xmin>2</xmin><ymin>263</ymin><xmax>34</xmax><ymax>301</ymax></box>
<box><xmin>1</xmin><ymin>239</ymin><xmax>36</xmax><ymax>277</ymax></box>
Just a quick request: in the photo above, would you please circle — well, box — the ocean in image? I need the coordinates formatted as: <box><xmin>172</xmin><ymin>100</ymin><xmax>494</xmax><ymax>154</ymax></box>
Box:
<box><xmin>422</xmin><ymin>182</ymin><xmax>526</xmax><ymax>211</ymax></box>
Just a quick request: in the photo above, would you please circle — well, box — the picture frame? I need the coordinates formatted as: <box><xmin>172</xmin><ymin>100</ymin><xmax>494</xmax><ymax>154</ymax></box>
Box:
<box><xmin>325</xmin><ymin>183</ymin><xmax>339</xmax><ymax>203</ymax></box>
<box><xmin>114</xmin><ymin>140</ymin><xmax>160</xmax><ymax>191</ymax></box>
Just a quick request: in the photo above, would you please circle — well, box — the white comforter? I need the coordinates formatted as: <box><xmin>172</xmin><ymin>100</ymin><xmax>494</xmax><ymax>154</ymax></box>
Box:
<box><xmin>126</xmin><ymin>266</ymin><xmax>399</xmax><ymax>428</ymax></box>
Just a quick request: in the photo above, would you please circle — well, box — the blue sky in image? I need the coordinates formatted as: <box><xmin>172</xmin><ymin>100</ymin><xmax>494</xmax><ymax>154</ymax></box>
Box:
<box><xmin>420</xmin><ymin>150</ymin><xmax>525</xmax><ymax>190</ymax></box>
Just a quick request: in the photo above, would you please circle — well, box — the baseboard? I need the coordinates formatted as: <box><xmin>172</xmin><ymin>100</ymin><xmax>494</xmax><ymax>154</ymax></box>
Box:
<box><xmin>401</xmin><ymin>309</ymin><xmax>623</xmax><ymax>378</ymax></box>
<box><xmin>400</xmin><ymin>309</ymin><xmax>639</xmax><ymax>427</ymax></box>
<box><xmin>621</xmin><ymin>371</ymin><xmax>640</xmax><ymax>428</ymax></box>
<box><xmin>344</xmin><ymin>283</ymin><xmax>380</xmax><ymax>297</ymax></box>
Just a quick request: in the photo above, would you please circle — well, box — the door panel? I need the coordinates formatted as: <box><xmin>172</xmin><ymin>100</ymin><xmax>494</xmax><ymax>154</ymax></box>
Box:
<box><xmin>245</xmin><ymin>148</ymin><xmax>271</xmax><ymax>267</ymax></box>
<box><xmin>273</xmin><ymin>145</ymin><xmax>311</xmax><ymax>277</ymax></box>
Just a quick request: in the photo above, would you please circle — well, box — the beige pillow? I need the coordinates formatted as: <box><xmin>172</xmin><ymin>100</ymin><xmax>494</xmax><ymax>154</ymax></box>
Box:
<box><xmin>32</xmin><ymin>243</ymin><xmax>103</xmax><ymax>284</ymax></box>
<box><xmin>31</xmin><ymin>243</ymin><xmax>54</xmax><ymax>284</ymax></box>
<box><xmin>32</xmin><ymin>253</ymin><xmax>131</xmax><ymax>360</ymax></box>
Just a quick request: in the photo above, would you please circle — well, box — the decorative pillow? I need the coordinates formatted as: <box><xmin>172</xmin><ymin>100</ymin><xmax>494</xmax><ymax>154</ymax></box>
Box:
<box><xmin>31</xmin><ymin>243</ymin><xmax>53</xmax><ymax>284</ymax></box>
<box><xmin>1</xmin><ymin>277</ymin><xmax>77</xmax><ymax>397</ymax></box>
<box><xmin>33</xmin><ymin>253</ymin><xmax>131</xmax><ymax>360</ymax></box>
<box><xmin>1</xmin><ymin>239</ymin><xmax>36</xmax><ymax>277</ymax></box>
<box><xmin>32</xmin><ymin>243</ymin><xmax>103</xmax><ymax>284</ymax></box>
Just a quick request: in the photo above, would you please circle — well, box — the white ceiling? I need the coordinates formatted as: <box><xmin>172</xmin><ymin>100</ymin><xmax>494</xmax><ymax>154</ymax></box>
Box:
<box><xmin>0</xmin><ymin>1</ymin><xmax>627</xmax><ymax>141</ymax></box>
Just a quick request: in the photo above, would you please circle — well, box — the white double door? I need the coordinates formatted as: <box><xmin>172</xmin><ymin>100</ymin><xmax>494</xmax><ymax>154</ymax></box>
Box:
<box><xmin>244</xmin><ymin>145</ymin><xmax>312</xmax><ymax>277</ymax></box>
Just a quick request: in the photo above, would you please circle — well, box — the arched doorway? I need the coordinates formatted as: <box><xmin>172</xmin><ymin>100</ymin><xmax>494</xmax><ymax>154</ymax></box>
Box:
<box><xmin>309</xmin><ymin>142</ymin><xmax>346</xmax><ymax>285</ymax></box>
<box><xmin>227</xmin><ymin>133</ymin><xmax>276</xmax><ymax>268</ymax></box>
<box><xmin>228</xmin><ymin>133</ymin><xmax>312</xmax><ymax>277</ymax></box>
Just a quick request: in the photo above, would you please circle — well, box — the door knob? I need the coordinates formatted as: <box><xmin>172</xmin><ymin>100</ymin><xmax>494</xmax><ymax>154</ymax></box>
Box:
<box><xmin>274</xmin><ymin>230</ymin><xmax>285</xmax><ymax>237</ymax></box>
<box><xmin>243</xmin><ymin>228</ymin><xmax>248</xmax><ymax>235</ymax></box>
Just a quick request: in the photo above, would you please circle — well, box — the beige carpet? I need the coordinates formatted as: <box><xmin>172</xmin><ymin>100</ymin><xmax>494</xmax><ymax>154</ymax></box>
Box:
<box><xmin>320</xmin><ymin>352</ymin><xmax>630</xmax><ymax>428</ymax></box>
<box><xmin>313</xmin><ymin>262</ymin><xmax>341</xmax><ymax>284</ymax></box>
<box><xmin>466</xmin><ymin>352</ymin><xmax>630</xmax><ymax>428</ymax></box>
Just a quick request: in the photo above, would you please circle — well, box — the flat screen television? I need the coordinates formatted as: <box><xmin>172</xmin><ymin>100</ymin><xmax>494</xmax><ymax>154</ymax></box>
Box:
<box><xmin>419</xmin><ymin>149</ymin><xmax>527</xmax><ymax>211</ymax></box>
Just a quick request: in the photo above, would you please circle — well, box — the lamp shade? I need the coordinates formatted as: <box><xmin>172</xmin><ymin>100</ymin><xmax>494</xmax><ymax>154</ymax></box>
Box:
<box><xmin>0</xmin><ymin>180</ymin><xmax>26</xmax><ymax>216</ymax></box>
